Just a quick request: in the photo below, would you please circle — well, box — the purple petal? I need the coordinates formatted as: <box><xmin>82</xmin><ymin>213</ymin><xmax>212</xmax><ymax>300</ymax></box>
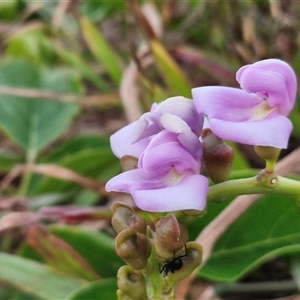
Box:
<box><xmin>140</xmin><ymin>139</ymin><xmax>200</xmax><ymax>174</ymax></box>
<box><xmin>237</xmin><ymin>59</ymin><xmax>297</xmax><ymax>114</ymax></box>
<box><xmin>131</xmin><ymin>96</ymin><xmax>204</xmax><ymax>144</ymax></box>
<box><xmin>132</xmin><ymin>174</ymin><xmax>208</xmax><ymax>212</ymax></box>
<box><xmin>110</xmin><ymin>122</ymin><xmax>151</xmax><ymax>158</ymax></box>
<box><xmin>160</xmin><ymin>113</ymin><xmax>202</xmax><ymax>157</ymax></box>
<box><xmin>208</xmin><ymin>114</ymin><xmax>292</xmax><ymax>148</ymax></box>
<box><xmin>192</xmin><ymin>86</ymin><xmax>262</xmax><ymax>121</ymax></box>
<box><xmin>237</xmin><ymin>68</ymin><xmax>290</xmax><ymax>115</ymax></box>
<box><xmin>158</xmin><ymin>97</ymin><xmax>204</xmax><ymax>135</ymax></box>
<box><xmin>105</xmin><ymin>169</ymin><xmax>166</xmax><ymax>193</ymax></box>
<box><xmin>131</xmin><ymin>112</ymin><xmax>161</xmax><ymax>144</ymax></box>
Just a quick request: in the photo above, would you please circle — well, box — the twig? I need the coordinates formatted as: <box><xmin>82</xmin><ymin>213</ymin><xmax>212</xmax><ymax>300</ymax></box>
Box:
<box><xmin>52</xmin><ymin>0</ymin><xmax>72</xmax><ymax>29</ymax></box>
<box><xmin>0</xmin><ymin>163</ymin><xmax>109</xmax><ymax>195</ymax></box>
<box><xmin>0</xmin><ymin>86</ymin><xmax>119</xmax><ymax>107</ymax></box>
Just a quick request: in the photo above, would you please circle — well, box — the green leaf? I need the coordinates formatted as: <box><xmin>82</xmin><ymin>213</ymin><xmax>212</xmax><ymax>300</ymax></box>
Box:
<box><xmin>32</xmin><ymin>150</ymin><xmax>119</xmax><ymax>195</ymax></box>
<box><xmin>67</xmin><ymin>278</ymin><xmax>117</xmax><ymax>300</ymax></box>
<box><xmin>5</xmin><ymin>28</ymin><xmax>56</xmax><ymax>65</ymax></box>
<box><xmin>80</xmin><ymin>16</ymin><xmax>122</xmax><ymax>86</ymax></box>
<box><xmin>0</xmin><ymin>151</ymin><xmax>22</xmax><ymax>172</ymax></box>
<box><xmin>30</xmin><ymin>135</ymin><xmax>120</xmax><ymax>195</ymax></box>
<box><xmin>42</xmin><ymin>135</ymin><xmax>111</xmax><ymax>161</ymax></box>
<box><xmin>291</xmin><ymin>256</ymin><xmax>300</xmax><ymax>289</ymax></box>
<box><xmin>50</xmin><ymin>225</ymin><xmax>123</xmax><ymax>278</ymax></box>
<box><xmin>0</xmin><ymin>252</ymin><xmax>85</xmax><ymax>299</ymax></box>
<box><xmin>199</xmin><ymin>195</ymin><xmax>300</xmax><ymax>282</ymax></box>
<box><xmin>0</xmin><ymin>60</ymin><xmax>80</xmax><ymax>161</ymax></box>
<box><xmin>58</xmin><ymin>50</ymin><xmax>110</xmax><ymax>92</ymax></box>
<box><xmin>0</xmin><ymin>0</ymin><xmax>19</xmax><ymax>21</ymax></box>
<box><xmin>150</xmin><ymin>39</ymin><xmax>191</xmax><ymax>97</ymax></box>
<box><xmin>80</xmin><ymin>0</ymin><xmax>125</xmax><ymax>22</ymax></box>
<box><xmin>26</xmin><ymin>226</ymin><xmax>101</xmax><ymax>281</ymax></box>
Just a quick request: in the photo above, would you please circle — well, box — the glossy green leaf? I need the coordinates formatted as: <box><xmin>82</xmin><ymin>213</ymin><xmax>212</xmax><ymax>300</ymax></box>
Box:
<box><xmin>80</xmin><ymin>16</ymin><xmax>122</xmax><ymax>86</ymax></box>
<box><xmin>50</xmin><ymin>225</ymin><xmax>123</xmax><ymax>278</ymax></box>
<box><xmin>0</xmin><ymin>252</ymin><xmax>85</xmax><ymax>299</ymax></box>
<box><xmin>199</xmin><ymin>195</ymin><xmax>300</xmax><ymax>282</ymax></box>
<box><xmin>67</xmin><ymin>278</ymin><xmax>117</xmax><ymax>300</ymax></box>
<box><xmin>0</xmin><ymin>60</ymin><xmax>80</xmax><ymax>161</ymax></box>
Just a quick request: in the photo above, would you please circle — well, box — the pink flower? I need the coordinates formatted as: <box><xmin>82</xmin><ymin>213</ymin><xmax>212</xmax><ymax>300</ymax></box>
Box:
<box><xmin>192</xmin><ymin>59</ymin><xmax>297</xmax><ymax>149</ymax></box>
<box><xmin>106</xmin><ymin>131</ymin><xmax>208</xmax><ymax>212</ymax></box>
<box><xmin>106</xmin><ymin>97</ymin><xmax>207</xmax><ymax>212</ymax></box>
<box><xmin>132</xmin><ymin>96</ymin><xmax>204</xmax><ymax>158</ymax></box>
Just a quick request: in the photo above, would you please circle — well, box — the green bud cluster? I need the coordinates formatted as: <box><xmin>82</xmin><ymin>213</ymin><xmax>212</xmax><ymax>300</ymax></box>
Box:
<box><xmin>112</xmin><ymin>203</ymin><xmax>203</xmax><ymax>299</ymax></box>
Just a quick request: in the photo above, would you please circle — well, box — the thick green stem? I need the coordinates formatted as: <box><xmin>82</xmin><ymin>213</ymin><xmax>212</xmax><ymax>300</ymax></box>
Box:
<box><xmin>146</xmin><ymin>244</ymin><xmax>174</xmax><ymax>300</ymax></box>
<box><xmin>18</xmin><ymin>168</ymin><xmax>33</xmax><ymax>196</ymax></box>
<box><xmin>208</xmin><ymin>173</ymin><xmax>300</xmax><ymax>203</ymax></box>
<box><xmin>18</xmin><ymin>151</ymin><xmax>36</xmax><ymax>196</ymax></box>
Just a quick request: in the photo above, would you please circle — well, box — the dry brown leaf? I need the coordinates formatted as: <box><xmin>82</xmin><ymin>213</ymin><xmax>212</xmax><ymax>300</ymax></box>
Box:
<box><xmin>0</xmin><ymin>197</ymin><xmax>27</xmax><ymax>211</ymax></box>
<box><xmin>0</xmin><ymin>163</ymin><xmax>109</xmax><ymax>195</ymax></box>
<box><xmin>0</xmin><ymin>86</ymin><xmax>120</xmax><ymax>108</ymax></box>
<box><xmin>27</xmin><ymin>164</ymin><xmax>107</xmax><ymax>194</ymax></box>
<box><xmin>0</xmin><ymin>212</ymin><xmax>39</xmax><ymax>232</ymax></box>
<box><xmin>119</xmin><ymin>2</ymin><xmax>163</xmax><ymax>123</ymax></box>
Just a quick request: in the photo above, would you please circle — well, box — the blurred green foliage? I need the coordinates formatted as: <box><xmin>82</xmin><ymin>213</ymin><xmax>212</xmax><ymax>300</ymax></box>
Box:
<box><xmin>0</xmin><ymin>1</ymin><xmax>299</xmax><ymax>299</ymax></box>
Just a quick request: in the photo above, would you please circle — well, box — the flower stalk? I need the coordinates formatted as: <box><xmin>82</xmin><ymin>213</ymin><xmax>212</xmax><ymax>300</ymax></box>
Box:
<box><xmin>207</xmin><ymin>172</ymin><xmax>300</xmax><ymax>204</ymax></box>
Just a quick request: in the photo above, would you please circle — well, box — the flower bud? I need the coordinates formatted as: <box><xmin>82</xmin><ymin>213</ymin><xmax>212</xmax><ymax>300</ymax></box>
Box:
<box><xmin>117</xmin><ymin>289</ymin><xmax>130</xmax><ymax>300</ymax></box>
<box><xmin>166</xmin><ymin>241</ymin><xmax>203</xmax><ymax>283</ymax></box>
<box><xmin>155</xmin><ymin>214</ymin><xmax>188</xmax><ymax>259</ymax></box>
<box><xmin>116</xmin><ymin>228</ymin><xmax>151</xmax><ymax>270</ymax></box>
<box><xmin>112</xmin><ymin>202</ymin><xmax>135</xmax><ymax>234</ymax></box>
<box><xmin>201</xmin><ymin>129</ymin><xmax>234</xmax><ymax>183</ymax></box>
<box><xmin>127</xmin><ymin>214</ymin><xmax>147</xmax><ymax>235</ymax></box>
<box><xmin>112</xmin><ymin>202</ymin><xmax>146</xmax><ymax>234</ymax></box>
<box><xmin>117</xmin><ymin>266</ymin><xmax>147</xmax><ymax>300</ymax></box>
<box><xmin>254</xmin><ymin>145</ymin><xmax>281</xmax><ymax>173</ymax></box>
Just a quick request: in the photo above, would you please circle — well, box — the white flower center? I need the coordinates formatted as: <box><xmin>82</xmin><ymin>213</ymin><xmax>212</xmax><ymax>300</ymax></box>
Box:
<box><xmin>249</xmin><ymin>100</ymin><xmax>274</xmax><ymax>121</ymax></box>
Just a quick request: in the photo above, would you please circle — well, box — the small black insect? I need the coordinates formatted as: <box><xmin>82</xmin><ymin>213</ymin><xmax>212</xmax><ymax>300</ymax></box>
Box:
<box><xmin>159</xmin><ymin>244</ymin><xmax>187</xmax><ymax>277</ymax></box>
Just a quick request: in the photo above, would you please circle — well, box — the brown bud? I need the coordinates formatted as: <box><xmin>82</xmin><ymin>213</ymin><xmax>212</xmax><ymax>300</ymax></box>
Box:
<box><xmin>201</xmin><ymin>129</ymin><xmax>234</xmax><ymax>183</ymax></box>
<box><xmin>116</xmin><ymin>228</ymin><xmax>151</xmax><ymax>270</ymax></box>
<box><xmin>112</xmin><ymin>202</ymin><xmax>146</xmax><ymax>234</ymax></box>
<box><xmin>155</xmin><ymin>214</ymin><xmax>188</xmax><ymax>259</ymax></box>
<box><xmin>117</xmin><ymin>266</ymin><xmax>147</xmax><ymax>300</ymax></box>
<box><xmin>127</xmin><ymin>214</ymin><xmax>147</xmax><ymax>234</ymax></box>
<box><xmin>165</xmin><ymin>241</ymin><xmax>203</xmax><ymax>283</ymax></box>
